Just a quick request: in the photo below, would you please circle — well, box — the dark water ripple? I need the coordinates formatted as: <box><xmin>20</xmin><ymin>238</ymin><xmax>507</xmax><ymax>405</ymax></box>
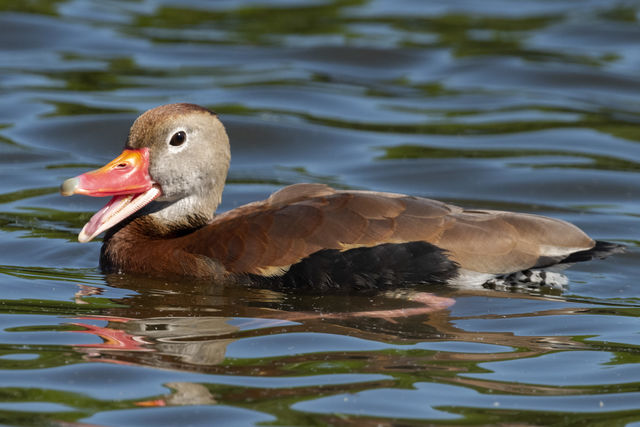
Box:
<box><xmin>0</xmin><ymin>0</ymin><xmax>640</xmax><ymax>425</ymax></box>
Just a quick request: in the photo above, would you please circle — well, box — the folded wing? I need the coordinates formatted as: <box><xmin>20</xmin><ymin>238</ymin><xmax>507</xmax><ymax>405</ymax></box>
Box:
<box><xmin>185</xmin><ymin>184</ymin><xmax>595</xmax><ymax>276</ymax></box>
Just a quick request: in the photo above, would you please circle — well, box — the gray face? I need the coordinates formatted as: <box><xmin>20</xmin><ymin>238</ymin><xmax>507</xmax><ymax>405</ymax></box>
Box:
<box><xmin>126</xmin><ymin>105</ymin><xmax>231</xmax><ymax>223</ymax></box>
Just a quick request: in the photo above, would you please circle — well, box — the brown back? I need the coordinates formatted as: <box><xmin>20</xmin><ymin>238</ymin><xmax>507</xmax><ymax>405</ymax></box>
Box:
<box><xmin>180</xmin><ymin>184</ymin><xmax>594</xmax><ymax>276</ymax></box>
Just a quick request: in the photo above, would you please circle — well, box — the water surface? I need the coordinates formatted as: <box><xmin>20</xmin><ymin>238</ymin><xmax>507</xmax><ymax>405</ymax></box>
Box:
<box><xmin>1</xmin><ymin>0</ymin><xmax>639</xmax><ymax>425</ymax></box>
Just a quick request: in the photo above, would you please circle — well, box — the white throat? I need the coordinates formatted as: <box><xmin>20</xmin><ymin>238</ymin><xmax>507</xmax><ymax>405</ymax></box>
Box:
<box><xmin>146</xmin><ymin>194</ymin><xmax>215</xmax><ymax>227</ymax></box>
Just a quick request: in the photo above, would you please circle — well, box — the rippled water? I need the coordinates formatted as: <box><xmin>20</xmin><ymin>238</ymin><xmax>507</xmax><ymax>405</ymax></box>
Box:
<box><xmin>1</xmin><ymin>0</ymin><xmax>640</xmax><ymax>425</ymax></box>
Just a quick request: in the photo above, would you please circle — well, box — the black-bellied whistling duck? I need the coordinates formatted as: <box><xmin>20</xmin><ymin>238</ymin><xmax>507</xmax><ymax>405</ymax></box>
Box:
<box><xmin>60</xmin><ymin>103</ymin><xmax>622</xmax><ymax>291</ymax></box>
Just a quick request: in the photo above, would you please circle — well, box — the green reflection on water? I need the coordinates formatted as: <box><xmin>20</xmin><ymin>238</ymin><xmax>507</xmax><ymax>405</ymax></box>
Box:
<box><xmin>309</xmin><ymin>114</ymin><xmax>635</xmax><ymax>139</ymax></box>
<box><xmin>0</xmin><ymin>207</ymin><xmax>89</xmax><ymax>241</ymax></box>
<box><xmin>209</xmin><ymin>103</ymin><xmax>640</xmax><ymax>145</ymax></box>
<box><xmin>0</xmin><ymin>388</ymin><xmax>144</xmax><ymax>426</ymax></box>
<box><xmin>0</xmin><ymin>0</ymin><xmax>64</xmax><ymax>16</ymax></box>
<box><xmin>0</xmin><ymin>295</ymin><xmax>123</xmax><ymax>314</ymax></box>
<box><xmin>399</xmin><ymin>14</ymin><xmax>608</xmax><ymax>65</ymax></box>
<box><xmin>0</xmin><ymin>265</ymin><xmax>100</xmax><ymax>286</ymax></box>
<box><xmin>0</xmin><ymin>127</ymin><xmax>17</xmax><ymax>146</ymax></box>
<box><xmin>599</xmin><ymin>5</ymin><xmax>639</xmax><ymax>23</ymax></box>
<box><xmin>43</xmin><ymin>102</ymin><xmax>137</xmax><ymax>118</ymax></box>
<box><xmin>0</xmin><ymin>350</ymin><xmax>78</xmax><ymax>370</ymax></box>
<box><xmin>6</xmin><ymin>324</ymin><xmax>84</xmax><ymax>333</ymax></box>
<box><xmin>136</xmin><ymin>0</ymin><xmax>365</xmax><ymax>44</ymax></box>
<box><xmin>46</xmin><ymin>163</ymin><xmax>100</xmax><ymax>170</ymax></box>
<box><xmin>379</xmin><ymin>144</ymin><xmax>640</xmax><ymax>172</ymax></box>
<box><xmin>0</xmin><ymin>188</ymin><xmax>57</xmax><ymax>205</ymax></box>
<box><xmin>129</xmin><ymin>1</ymin><xmax>626</xmax><ymax>68</ymax></box>
<box><xmin>48</xmin><ymin>66</ymin><xmax>133</xmax><ymax>92</ymax></box>
<box><xmin>41</xmin><ymin>58</ymin><xmax>166</xmax><ymax>92</ymax></box>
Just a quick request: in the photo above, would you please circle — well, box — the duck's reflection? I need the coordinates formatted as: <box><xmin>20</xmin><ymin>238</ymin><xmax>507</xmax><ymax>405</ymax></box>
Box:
<box><xmin>69</xmin><ymin>277</ymin><xmax>458</xmax><ymax>368</ymax></box>
<box><xmin>73</xmin><ymin>315</ymin><xmax>238</xmax><ymax>366</ymax></box>
<box><xmin>135</xmin><ymin>382</ymin><xmax>217</xmax><ymax>407</ymax></box>
<box><xmin>63</xmin><ymin>276</ymin><xmax>598</xmax><ymax>410</ymax></box>
<box><xmin>67</xmin><ymin>275</ymin><xmax>586</xmax><ymax>374</ymax></box>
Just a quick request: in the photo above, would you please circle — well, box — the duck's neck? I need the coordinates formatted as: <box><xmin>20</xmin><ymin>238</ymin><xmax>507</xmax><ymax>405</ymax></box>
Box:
<box><xmin>99</xmin><ymin>210</ymin><xmax>211</xmax><ymax>275</ymax></box>
<box><xmin>99</xmin><ymin>193</ymin><xmax>226</xmax><ymax>277</ymax></box>
<box><xmin>99</xmin><ymin>212</ymin><xmax>230</xmax><ymax>281</ymax></box>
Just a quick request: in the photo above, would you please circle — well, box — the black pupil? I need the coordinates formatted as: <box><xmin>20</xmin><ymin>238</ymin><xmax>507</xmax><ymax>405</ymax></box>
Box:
<box><xmin>170</xmin><ymin>131</ymin><xmax>186</xmax><ymax>146</ymax></box>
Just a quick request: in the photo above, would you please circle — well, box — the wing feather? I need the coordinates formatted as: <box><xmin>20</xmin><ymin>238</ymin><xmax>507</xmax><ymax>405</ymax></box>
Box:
<box><xmin>183</xmin><ymin>184</ymin><xmax>594</xmax><ymax>276</ymax></box>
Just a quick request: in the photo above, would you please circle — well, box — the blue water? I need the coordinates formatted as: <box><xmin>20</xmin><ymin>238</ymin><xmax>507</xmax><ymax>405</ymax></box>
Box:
<box><xmin>1</xmin><ymin>0</ymin><xmax>639</xmax><ymax>425</ymax></box>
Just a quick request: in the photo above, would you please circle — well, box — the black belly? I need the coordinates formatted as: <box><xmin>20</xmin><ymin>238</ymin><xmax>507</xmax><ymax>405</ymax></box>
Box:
<box><xmin>254</xmin><ymin>241</ymin><xmax>459</xmax><ymax>293</ymax></box>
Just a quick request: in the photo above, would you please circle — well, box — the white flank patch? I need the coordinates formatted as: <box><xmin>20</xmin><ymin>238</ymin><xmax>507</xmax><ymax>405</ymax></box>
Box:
<box><xmin>447</xmin><ymin>269</ymin><xmax>496</xmax><ymax>288</ymax></box>
<box><xmin>539</xmin><ymin>244</ymin><xmax>589</xmax><ymax>257</ymax></box>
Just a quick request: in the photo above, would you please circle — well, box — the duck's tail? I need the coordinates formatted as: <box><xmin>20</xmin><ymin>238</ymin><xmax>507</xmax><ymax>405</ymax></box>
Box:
<box><xmin>559</xmin><ymin>240</ymin><xmax>626</xmax><ymax>264</ymax></box>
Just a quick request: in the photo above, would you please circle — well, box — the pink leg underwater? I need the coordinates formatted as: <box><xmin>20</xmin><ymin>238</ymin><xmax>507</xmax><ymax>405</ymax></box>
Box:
<box><xmin>280</xmin><ymin>291</ymin><xmax>455</xmax><ymax>323</ymax></box>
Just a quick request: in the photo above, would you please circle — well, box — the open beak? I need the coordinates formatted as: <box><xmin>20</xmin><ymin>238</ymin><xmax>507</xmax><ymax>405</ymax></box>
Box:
<box><xmin>60</xmin><ymin>148</ymin><xmax>162</xmax><ymax>243</ymax></box>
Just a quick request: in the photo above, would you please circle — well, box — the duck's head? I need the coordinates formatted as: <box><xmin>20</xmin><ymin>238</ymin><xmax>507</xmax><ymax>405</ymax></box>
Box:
<box><xmin>61</xmin><ymin>103</ymin><xmax>230</xmax><ymax>242</ymax></box>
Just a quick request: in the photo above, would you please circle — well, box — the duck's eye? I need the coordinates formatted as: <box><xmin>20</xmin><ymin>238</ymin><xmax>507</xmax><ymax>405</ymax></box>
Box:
<box><xmin>170</xmin><ymin>131</ymin><xmax>187</xmax><ymax>147</ymax></box>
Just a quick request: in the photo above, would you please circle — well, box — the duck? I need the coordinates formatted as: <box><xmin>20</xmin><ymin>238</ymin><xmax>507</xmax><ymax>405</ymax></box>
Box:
<box><xmin>60</xmin><ymin>103</ymin><xmax>623</xmax><ymax>291</ymax></box>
